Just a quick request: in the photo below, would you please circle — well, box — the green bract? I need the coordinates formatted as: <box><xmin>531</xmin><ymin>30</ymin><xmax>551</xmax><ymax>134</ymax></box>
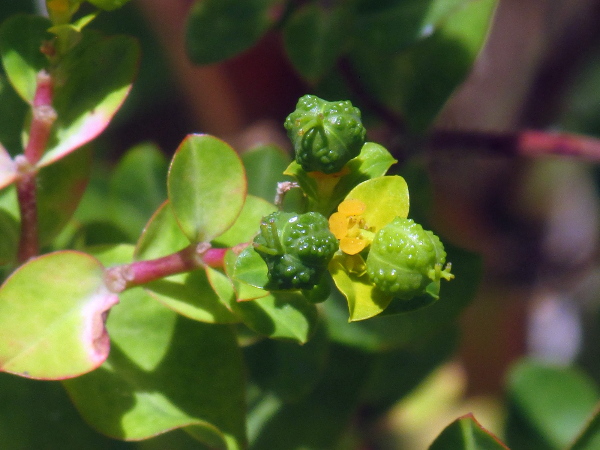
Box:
<box><xmin>253</xmin><ymin>211</ymin><xmax>338</xmax><ymax>289</ymax></box>
<box><xmin>284</xmin><ymin>94</ymin><xmax>366</xmax><ymax>174</ymax></box>
<box><xmin>366</xmin><ymin>217</ymin><xmax>450</xmax><ymax>299</ymax></box>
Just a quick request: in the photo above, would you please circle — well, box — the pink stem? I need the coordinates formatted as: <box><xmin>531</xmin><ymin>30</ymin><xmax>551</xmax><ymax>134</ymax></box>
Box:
<box><xmin>16</xmin><ymin>71</ymin><xmax>57</xmax><ymax>262</ymax></box>
<box><xmin>104</xmin><ymin>245</ymin><xmax>230</xmax><ymax>293</ymax></box>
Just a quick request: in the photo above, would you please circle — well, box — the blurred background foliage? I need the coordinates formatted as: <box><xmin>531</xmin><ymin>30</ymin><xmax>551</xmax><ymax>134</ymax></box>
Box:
<box><xmin>3</xmin><ymin>0</ymin><xmax>600</xmax><ymax>448</ymax></box>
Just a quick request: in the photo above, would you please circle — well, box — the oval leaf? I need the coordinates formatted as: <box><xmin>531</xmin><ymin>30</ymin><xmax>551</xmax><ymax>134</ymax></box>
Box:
<box><xmin>168</xmin><ymin>134</ymin><xmax>246</xmax><ymax>243</ymax></box>
<box><xmin>0</xmin><ymin>251</ymin><xmax>117</xmax><ymax>379</ymax></box>
<box><xmin>38</xmin><ymin>31</ymin><xmax>140</xmax><ymax>167</ymax></box>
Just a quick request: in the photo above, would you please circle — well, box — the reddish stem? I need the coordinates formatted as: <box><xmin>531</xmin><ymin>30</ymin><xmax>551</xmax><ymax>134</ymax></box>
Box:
<box><xmin>16</xmin><ymin>71</ymin><xmax>57</xmax><ymax>262</ymax></box>
<box><xmin>104</xmin><ymin>244</ymin><xmax>230</xmax><ymax>293</ymax></box>
<box><xmin>16</xmin><ymin>171</ymin><xmax>38</xmax><ymax>262</ymax></box>
<box><xmin>25</xmin><ymin>71</ymin><xmax>56</xmax><ymax>165</ymax></box>
<box><xmin>428</xmin><ymin>128</ymin><xmax>600</xmax><ymax>161</ymax></box>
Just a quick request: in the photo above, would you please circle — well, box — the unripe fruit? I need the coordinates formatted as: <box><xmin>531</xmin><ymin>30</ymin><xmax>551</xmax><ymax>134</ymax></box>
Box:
<box><xmin>366</xmin><ymin>218</ymin><xmax>447</xmax><ymax>299</ymax></box>
<box><xmin>284</xmin><ymin>95</ymin><xmax>366</xmax><ymax>174</ymax></box>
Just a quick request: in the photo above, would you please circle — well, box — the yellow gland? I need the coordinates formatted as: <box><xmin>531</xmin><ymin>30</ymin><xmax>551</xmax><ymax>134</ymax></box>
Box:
<box><xmin>329</xmin><ymin>199</ymin><xmax>371</xmax><ymax>255</ymax></box>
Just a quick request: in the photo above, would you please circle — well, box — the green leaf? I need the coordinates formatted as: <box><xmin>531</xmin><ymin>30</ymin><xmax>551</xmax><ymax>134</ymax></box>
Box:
<box><xmin>283</xmin><ymin>5</ymin><xmax>349</xmax><ymax>83</ymax></box>
<box><xmin>38</xmin><ymin>30</ymin><xmax>140</xmax><ymax>167</ymax></box>
<box><xmin>355</xmin><ymin>0</ymin><xmax>466</xmax><ymax>53</ymax></box>
<box><xmin>64</xmin><ymin>312</ymin><xmax>247</xmax><ymax>449</ymax></box>
<box><xmin>86</xmin><ymin>0</ymin><xmax>131</xmax><ymax>11</ymax></box>
<box><xmin>244</xmin><ymin>325</ymin><xmax>329</xmax><ymax>402</ymax></box>
<box><xmin>0</xmin><ymin>74</ymin><xmax>27</xmax><ymax>157</ymax></box>
<box><xmin>213</xmin><ymin>195</ymin><xmax>276</xmax><ymax>247</ymax></box>
<box><xmin>0</xmin><ymin>208</ymin><xmax>18</xmax><ymax>265</ymax></box>
<box><xmin>109</xmin><ymin>142</ymin><xmax>168</xmax><ymax>239</ymax></box>
<box><xmin>345</xmin><ymin>175</ymin><xmax>410</xmax><ymax>230</ymax></box>
<box><xmin>242</xmin><ymin>144</ymin><xmax>292</xmax><ymax>202</ymax></box>
<box><xmin>0</xmin><ymin>372</ymin><xmax>131</xmax><ymax>449</ymax></box>
<box><xmin>507</xmin><ymin>359</ymin><xmax>599</xmax><ymax>449</ymax></box>
<box><xmin>37</xmin><ymin>145</ymin><xmax>92</xmax><ymax>245</ymax></box>
<box><xmin>223</xmin><ymin>254</ymin><xmax>318</xmax><ymax>343</ymax></box>
<box><xmin>233</xmin><ymin>246</ymin><xmax>271</xmax><ymax>291</ymax></box>
<box><xmin>350</xmin><ymin>0</ymin><xmax>498</xmax><ymax>132</ymax></box>
<box><xmin>0</xmin><ymin>15</ymin><xmax>50</xmax><ymax>103</ymax></box>
<box><xmin>248</xmin><ymin>345</ymin><xmax>371</xmax><ymax>449</ymax></box>
<box><xmin>429</xmin><ymin>414</ymin><xmax>509</xmax><ymax>449</ymax></box>
<box><xmin>329</xmin><ymin>253</ymin><xmax>392</xmax><ymax>321</ymax></box>
<box><xmin>570</xmin><ymin>405</ymin><xmax>600</xmax><ymax>450</ymax></box>
<box><xmin>185</xmin><ymin>0</ymin><xmax>280</xmax><ymax>64</ymax></box>
<box><xmin>168</xmin><ymin>134</ymin><xmax>246</xmax><ymax>243</ymax></box>
<box><xmin>135</xmin><ymin>201</ymin><xmax>238</xmax><ymax>323</ymax></box>
<box><xmin>0</xmin><ymin>251</ymin><xmax>116</xmax><ymax>379</ymax></box>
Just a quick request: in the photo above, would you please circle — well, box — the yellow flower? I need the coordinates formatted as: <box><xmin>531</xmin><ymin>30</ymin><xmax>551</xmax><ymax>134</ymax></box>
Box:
<box><xmin>329</xmin><ymin>199</ymin><xmax>373</xmax><ymax>255</ymax></box>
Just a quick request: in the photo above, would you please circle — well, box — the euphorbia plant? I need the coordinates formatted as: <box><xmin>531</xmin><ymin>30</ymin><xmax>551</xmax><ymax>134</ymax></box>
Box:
<box><xmin>4</xmin><ymin>1</ymin><xmax>599</xmax><ymax>449</ymax></box>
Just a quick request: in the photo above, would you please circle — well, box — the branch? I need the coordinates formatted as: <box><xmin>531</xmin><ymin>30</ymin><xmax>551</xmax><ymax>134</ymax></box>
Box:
<box><xmin>428</xmin><ymin>129</ymin><xmax>600</xmax><ymax>162</ymax></box>
<box><xmin>16</xmin><ymin>71</ymin><xmax>57</xmax><ymax>262</ymax></box>
<box><xmin>104</xmin><ymin>244</ymin><xmax>231</xmax><ymax>293</ymax></box>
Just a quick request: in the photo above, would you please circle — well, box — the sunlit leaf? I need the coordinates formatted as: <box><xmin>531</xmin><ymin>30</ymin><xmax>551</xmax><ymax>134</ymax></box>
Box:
<box><xmin>242</xmin><ymin>144</ymin><xmax>292</xmax><ymax>202</ymax></box>
<box><xmin>570</xmin><ymin>404</ymin><xmax>600</xmax><ymax>450</ymax></box>
<box><xmin>168</xmin><ymin>134</ymin><xmax>246</xmax><ymax>243</ymax></box>
<box><xmin>38</xmin><ymin>30</ymin><xmax>140</xmax><ymax>166</ymax></box>
<box><xmin>64</xmin><ymin>315</ymin><xmax>247</xmax><ymax>449</ymax></box>
<box><xmin>0</xmin><ymin>208</ymin><xmax>18</xmax><ymax>265</ymax></box>
<box><xmin>0</xmin><ymin>251</ymin><xmax>116</xmax><ymax>379</ymax></box>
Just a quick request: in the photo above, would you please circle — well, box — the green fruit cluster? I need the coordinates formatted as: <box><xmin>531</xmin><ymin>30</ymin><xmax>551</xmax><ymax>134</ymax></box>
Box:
<box><xmin>284</xmin><ymin>94</ymin><xmax>366</xmax><ymax>174</ymax></box>
<box><xmin>254</xmin><ymin>211</ymin><xmax>338</xmax><ymax>289</ymax></box>
<box><xmin>366</xmin><ymin>218</ymin><xmax>447</xmax><ymax>299</ymax></box>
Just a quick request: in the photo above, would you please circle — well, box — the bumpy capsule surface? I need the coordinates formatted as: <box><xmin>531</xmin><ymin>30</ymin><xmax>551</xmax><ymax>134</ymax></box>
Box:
<box><xmin>284</xmin><ymin>95</ymin><xmax>366</xmax><ymax>174</ymax></box>
<box><xmin>254</xmin><ymin>211</ymin><xmax>338</xmax><ymax>289</ymax></box>
<box><xmin>366</xmin><ymin>217</ymin><xmax>447</xmax><ymax>299</ymax></box>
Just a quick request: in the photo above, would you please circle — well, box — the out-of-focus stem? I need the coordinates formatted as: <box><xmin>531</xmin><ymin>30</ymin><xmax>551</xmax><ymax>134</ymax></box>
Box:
<box><xmin>16</xmin><ymin>71</ymin><xmax>57</xmax><ymax>263</ymax></box>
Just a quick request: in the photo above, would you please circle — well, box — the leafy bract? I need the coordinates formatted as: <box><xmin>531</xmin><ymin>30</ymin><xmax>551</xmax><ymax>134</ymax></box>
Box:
<box><xmin>345</xmin><ymin>175</ymin><xmax>409</xmax><ymax>230</ymax></box>
<box><xmin>0</xmin><ymin>251</ymin><xmax>116</xmax><ymax>379</ymax></box>
<box><xmin>329</xmin><ymin>253</ymin><xmax>392</xmax><ymax>321</ymax></box>
<box><xmin>283</xmin><ymin>142</ymin><xmax>397</xmax><ymax>215</ymax></box>
<box><xmin>135</xmin><ymin>201</ymin><xmax>238</xmax><ymax>323</ymax></box>
<box><xmin>185</xmin><ymin>0</ymin><xmax>281</xmax><ymax>64</ymax></box>
<box><xmin>168</xmin><ymin>134</ymin><xmax>246</xmax><ymax>243</ymax></box>
<box><xmin>429</xmin><ymin>414</ymin><xmax>509</xmax><ymax>449</ymax></box>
